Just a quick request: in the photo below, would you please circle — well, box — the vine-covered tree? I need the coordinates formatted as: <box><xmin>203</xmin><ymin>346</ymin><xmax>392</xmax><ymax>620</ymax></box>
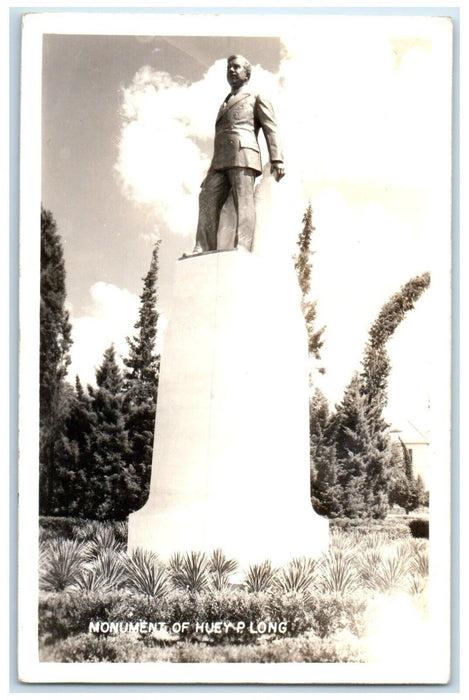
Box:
<box><xmin>294</xmin><ymin>203</ymin><xmax>324</xmax><ymax>362</ymax></box>
<box><xmin>39</xmin><ymin>207</ymin><xmax>73</xmax><ymax>514</ymax></box>
<box><xmin>361</xmin><ymin>272</ymin><xmax>431</xmax><ymax>406</ymax></box>
<box><xmin>311</xmin><ymin>272</ymin><xmax>431</xmax><ymax>519</ymax></box>
<box><xmin>123</xmin><ymin>243</ymin><xmax>161</xmax><ymax>506</ymax></box>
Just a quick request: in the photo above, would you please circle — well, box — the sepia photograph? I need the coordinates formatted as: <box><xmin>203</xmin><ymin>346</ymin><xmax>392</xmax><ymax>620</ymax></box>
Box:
<box><xmin>17</xmin><ymin>10</ymin><xmax>453</xmax><ymax>685</ymax></box>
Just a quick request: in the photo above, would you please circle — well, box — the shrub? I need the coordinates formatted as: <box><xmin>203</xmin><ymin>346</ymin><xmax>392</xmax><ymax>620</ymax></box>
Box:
<box><xmin>267</xmin><ymin>592</ymin><xmax>314</xmax><ymax>637</ymax></box>
<box><xmin>39</xmin><ymin>517</ymin><xmax>88</xmax><ymax>541</ymax></box>
<box><xmin>105</xmin><ymin>591</ymin><xmax>170</xmax><ymax>626</ymax></box>
<box><xmin>165</xmin><ymin>590</ymin><xmax>273</xmax><ymax>644</ymax></box>
<box><xmin>39</xmin><ymin>591</ymin><xmax>119</xmax><ymax>642</ymax></box>
<box><xmin>41</xmin><ymin>632</ymin><xmax>366</xmax><ymax>663</ymax></box>
<box><xmin>39</xmin><ymin>632</ymin><xmax>149</xmax><ymax>663</ymax></box>
<box><xmin>408</xmin><ymin>519</ymin><xmax>429</xmax><ymax>539</ymax></box>
<box><xmin>330</xmin><ymin>518</ymin><xmax>410</xmax><ymax>541</ymax></box>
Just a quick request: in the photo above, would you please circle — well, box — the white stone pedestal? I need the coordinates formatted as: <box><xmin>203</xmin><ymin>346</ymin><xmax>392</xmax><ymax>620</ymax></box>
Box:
<box><xmin>128</xmin><ymin>250</ymin><xmax>328</xmax><ymax>566</ymax></box>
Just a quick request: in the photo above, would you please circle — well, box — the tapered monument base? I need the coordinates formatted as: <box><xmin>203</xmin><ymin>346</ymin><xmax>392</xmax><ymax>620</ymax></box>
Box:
<box><xmin>128</xmin><ymin>250</ymin><xmax>328</xmax><ymax>567</ymax></box>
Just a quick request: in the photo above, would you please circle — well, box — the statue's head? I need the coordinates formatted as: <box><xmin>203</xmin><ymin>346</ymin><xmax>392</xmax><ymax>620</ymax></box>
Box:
<box><xmin>226</xmin><ymin>55</ymin><xmax>251</xmax><ymax>89</ymax></box>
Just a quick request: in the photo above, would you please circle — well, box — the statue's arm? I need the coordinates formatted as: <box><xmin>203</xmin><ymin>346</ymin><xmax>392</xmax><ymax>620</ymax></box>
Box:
<box><xmin>255</xmin><ymin>95</ymin><xmax>285</xmax><ymax>176</ymax></box>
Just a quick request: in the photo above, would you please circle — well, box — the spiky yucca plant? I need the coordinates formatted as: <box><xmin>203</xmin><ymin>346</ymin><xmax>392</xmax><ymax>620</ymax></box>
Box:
<box><xmin>209</xmin><ymin>549</ymin><xmax>238</xmax><ymax>591</ymax></box>
<box><xmin>243</xmin><ymin>560</ymin><xmax>277</xmax><ymax>593</ymax></box>
<box><xmin>169</xmin><ymin>551</ymin><xmax>210</xmax><ymax>593</ymax></box>
<box><xmin>319</xmin><ymin>550</ymin><xmax>359</xmax><ymax>595</ymax></box>
<box><xmin>274</xmin><ymin>557</ymin><xmax>319</xmax><ymax>599</ymax></box>
<box><xmin>124</xmin><ymin>548</ymin><xmax>174</xmax><ymax>598</ymax></box>
<box><xmin>410</xmin><ymin>547</ymin><xmax>429</xmax><ymax>578</ymax></box>
<box><xmin>362</xmin><ymin>552</ymin><xmax>411</xmax><ymax>592</ymax></box>
<box><xmin>39</xmin><ymin>539</ymin><xmax>92</xmax><ymax>592</ymax></box>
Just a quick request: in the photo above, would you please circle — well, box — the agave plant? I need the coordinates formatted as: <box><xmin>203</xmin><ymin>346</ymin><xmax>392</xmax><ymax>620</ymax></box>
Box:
<box><xmin>72</xmin><ymin>521</ymin><xmax>97</xmax><ymax>541</ymax></box>
<box><xmin>329</xmin><ymin>531</ymin><xmax>355</xmax><ymax>554</ymax></box>
<box><xmin>39</xmin><ymin>538</ymin><xmax>92</xmax><ymax>592</ymax></box>
<box><xmin>89</xmin><ymin>522</ymin><xmax>124</xmax><ymax>555</ymax></box>
<box><xmin>124</xmin><ymin>548</ymin><xmax>174</xmax><ymax>598</ymax></box>
<box><xmin>169</xmin><ymin>551</ymin><xmax>210</xmax><ymax>593</ymax></box>
<box><xmin>410</xmin><ymin>547</ymin><xmax>429</xmax><ymax>578</ymax></box>
<box><xmin>357</xmin><ymin>550</ymin><xmax>383</xmax><ymax>588</ymax></box>
<box><xmin>71</xmin><ymin>549</ymin><xmax>127</xmax><ymax>593</ymax></box>
<box><xmin>243</xmin><ymin>560</ymin><xmax>277</xmax><ymax>593</ymax></box>
<box><xmin>113</xmin><ymin>521</ymin><xmax>128</xmax><ymax>545</ymax></box>
<box><xmin>359</xmin><ymin>531</ymin><xmax>385</xmax><ymax>552</ymax></box>
<box><xmin>209</xmin><ymin>549</ymin><xmax>238</xmax><ymax>591</ymax></box>
<box><xmin>364</xmin><ymin>552</ymin><xmax>411</xmax><ymax>592</ymax></box>
<box><xmin>318</xmin><ymin>550</ymin><xmax>359</xmax><ymax>595</ymax></box>
<box><xmin>408</xmin><ymin>574</ymin><xmax>428</xmax><ymax>595</ymax></box>
<box><xmin>274</xmin><ymin>557</ymin><xmax>319</xmax><ymax>598</ymax></box>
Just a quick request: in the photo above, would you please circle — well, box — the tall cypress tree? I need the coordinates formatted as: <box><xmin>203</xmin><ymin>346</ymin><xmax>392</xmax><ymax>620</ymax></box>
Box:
<box><xmin>294</xmin><ymin>203</ymin><xmax>324</xmax><ymax>362</ymax></box>
<box><xmin>39</xmin><ymin>207</ymin><xmax>73</xmax><ymax>514</ymax></box>
<box><xmin>87</xmin><ymin>346</ymin><xmax>138</xmax><ymax>520</ymax></box>
<box><xmin>123</xmin><ymin>243</ymin><xmax>161</xmax><ymax>508</ymax></box>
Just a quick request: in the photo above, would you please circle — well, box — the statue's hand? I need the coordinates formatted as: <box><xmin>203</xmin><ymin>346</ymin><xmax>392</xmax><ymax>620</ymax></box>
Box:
<box><xmin>270</xmin><ymin>162</ymin><xmax>285</xmax><ymax>182</ymax></box>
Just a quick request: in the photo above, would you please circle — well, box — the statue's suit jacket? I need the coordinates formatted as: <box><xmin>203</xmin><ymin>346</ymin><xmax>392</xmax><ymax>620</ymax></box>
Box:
<box><xmin>210</xmin><ymin>88</ymin><xmax>283</xmax><ymax>176</ymax></box>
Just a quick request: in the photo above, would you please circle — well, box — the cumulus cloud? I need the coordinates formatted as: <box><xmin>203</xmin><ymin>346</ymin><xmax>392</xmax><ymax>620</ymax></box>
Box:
<box><xmin>67</xmin><ymin>282</ymin><xmax>140</xmax><ymax>387</ymax></box>
<box><xmin>115</xmin><ymin>60</ymin><xmax>283</xmax><ymax>238</ymax></box>
<box><xmin>112</xmin><ymin>19</ymin><xmax>450</xmax><ymax>429</ymax></box>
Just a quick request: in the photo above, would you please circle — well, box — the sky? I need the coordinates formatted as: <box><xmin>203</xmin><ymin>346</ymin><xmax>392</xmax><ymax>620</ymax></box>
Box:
<box><xmin>41</xmin><ymin>17</ymin><xmax>453</xmax><ymax>434</ymax></box>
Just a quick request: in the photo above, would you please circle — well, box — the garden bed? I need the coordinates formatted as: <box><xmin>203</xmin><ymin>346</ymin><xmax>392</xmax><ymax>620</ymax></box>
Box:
<box><xmin>38</xmin><ymin>517</ymin><xmax>429</xmax><ymax>663</ymax></box>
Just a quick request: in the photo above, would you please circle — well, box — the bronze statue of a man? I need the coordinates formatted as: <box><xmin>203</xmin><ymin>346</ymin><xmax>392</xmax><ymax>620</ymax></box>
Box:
<box><xmin>193</xmin><ymin>55</ymin><xmax>285</xmax><ymax>254</ymax></box>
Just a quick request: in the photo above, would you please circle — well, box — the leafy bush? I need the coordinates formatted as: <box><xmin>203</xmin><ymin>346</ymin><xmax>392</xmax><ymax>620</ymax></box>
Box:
<box><xmin>39</xmin><ymin>517</ymin><xmax>89</xmax><ymax>541</ymax></box>
<box><xmin>330</xmin><ymin>518</ymin><xmax>410</xmax><ymax>541</ymax></box>
<box><xmin>41</xmin><ymin>631</ymin><xmax>366</xmax><ymax>663</ymax></box>
<box><xmin>39</xmin><ymin>591</ymin><xmax>119</xmax><ymax>642</ymax></box>
<box><xmin>40</xmin><ymin>632</ymin><xmax>152</xmax><ymax>663</ymax></box>
<box><xmin>408</xmin><ymin>519</ymin><xmax>429</xmax><ymax>539</ymax></box>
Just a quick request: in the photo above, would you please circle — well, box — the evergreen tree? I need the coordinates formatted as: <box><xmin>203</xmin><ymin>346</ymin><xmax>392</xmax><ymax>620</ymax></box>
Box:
<box><xmin>87</xmin><ymin>346</ymin><xmax>138</xmax><ymax>520</ymax></box>
<box><xmin>58</xmin><ymin>376</ymin><xmax>98</xmax><ymax>516</ymax></box>
<box><xmin>123</xmin><ymin>243</ymin><xmax>161</xmax><ymax>508</ymax></box>
<box><xmin>39</xmin><ymin>207</ymin><xmax>73</xmax><ymax>514</ymax></box>
<box><xmin>389</xmin><ymin>437</ymin><xmax>423</xmax><ymax>513</ymax></box>
<box><xmin>309</xmin><ymin>389</ymin><xmax>340</xmax><ymax>517</ymax></box>
<box><xmin>332</xmin><ymin>375</ymin><xmax>390</xmax><ymax>518</ymax></box>
<box><xmin>294</xmin><ymin>203</ymin><xmax>324</xmax><ymax>361</ymax></box>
